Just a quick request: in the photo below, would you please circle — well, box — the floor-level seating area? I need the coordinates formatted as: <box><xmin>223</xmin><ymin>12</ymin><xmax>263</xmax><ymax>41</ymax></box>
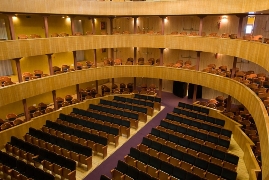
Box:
<box><xmin>102</xmin><ymin>101</ymin><xmax>239</xmax><ymax>180</ymax></box>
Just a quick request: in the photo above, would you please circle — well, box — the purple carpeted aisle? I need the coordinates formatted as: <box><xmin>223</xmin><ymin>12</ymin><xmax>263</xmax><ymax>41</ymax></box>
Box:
<box><xmin>84</xmin><ymin>92</ymin><xmax>196</xmax><ymax>180</ymax></box>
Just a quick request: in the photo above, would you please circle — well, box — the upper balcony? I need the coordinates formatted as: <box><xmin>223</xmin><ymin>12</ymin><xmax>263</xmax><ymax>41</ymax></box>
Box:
<box><xmin>0</xmin><ymin>0</ymin><xmax>269</xmax><ymax>16</ymax></box>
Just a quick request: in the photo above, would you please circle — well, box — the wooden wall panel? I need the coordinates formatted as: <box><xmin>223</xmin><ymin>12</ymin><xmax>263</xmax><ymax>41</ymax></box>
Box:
<box><xmin>0</xmin><ymin>0</ymin><xmax>269</xmax><ymax>16</ymax></box>
<box><xmin>1</xmin><ymin>36</ymin><xmax>269</xmax><ymax>74</ymax></box>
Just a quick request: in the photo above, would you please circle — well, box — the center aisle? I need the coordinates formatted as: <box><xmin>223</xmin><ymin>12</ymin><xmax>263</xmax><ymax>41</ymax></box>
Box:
<box><xmin>84</xmin><ymin>92</ymin><xmax>194</xmax><ymax>180</ymax></box>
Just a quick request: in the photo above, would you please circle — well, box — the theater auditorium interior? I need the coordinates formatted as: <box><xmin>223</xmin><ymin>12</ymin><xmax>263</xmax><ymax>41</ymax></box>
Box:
<box><xmin>0</xmin><ymin>0</ymin><xmax>269</xmax><ymax>180</ymax></box>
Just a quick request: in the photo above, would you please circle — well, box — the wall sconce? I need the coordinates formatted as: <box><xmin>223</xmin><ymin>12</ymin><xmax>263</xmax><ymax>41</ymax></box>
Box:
<box><xmin>12</xmin><ymin>15</ymin><xmax>17</xmax><ymax>20</ymax></box>
<box><xmin>217</xmin><ymin>16</ymin><xmax>228</xmax><ymax>29</ymax></box>
<box><xmin>215</xmin><ymin>53</ymin><xmax>218</xmax><ymax>59</ymax></box>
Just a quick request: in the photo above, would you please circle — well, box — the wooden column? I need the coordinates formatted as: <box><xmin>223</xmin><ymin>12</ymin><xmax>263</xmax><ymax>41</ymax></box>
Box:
<box><xmin>109</xmin><ymin>17</ymin><xmax>113</xmax><ymax>35</ymax></box>
<box><xmin>47</xmin><ymin>54</ymin><xmax>53</xmax><ymax>75</ymax></box>
<box><xmin>93</xmin><ymin>49</ymin><xmax>97</xmax><ymax>67</ymax></box>
<box><xmin>231</xmin><ymin>57</ymin><xmax>237</xmax><ymax>78</ymax></box>
<box><xmin>134</xmin><ymin>17</ymin><xmax>137</xmax><ymax>34</ymax></box>
<box><xmin>110</xmin><ymin>17</ymin><xmax>114</xmax><ymax>60</ymax></box>
<box><xmin>71</xmin><ymin>17</ymin><xmax>75</xmax><ymax>35</ymax></box>
<box><xmin>43</xmin><ymin>16</ymin><xmax>49</xmax><ymax>38</ymax></box>
<box><xmin>192</xmin><ymin>51</ymin><xmax>201</xmax><ymax>103</ymax></box>
<box><xmin>160</xmin><ymin>16</ymin><xmax>165</xmax><ymax>35</ymax></box>
<box><xmin>95</xmin><ymin>80</ymin><xmax>99</xmax><ymax>94</ymax></box>
<box><xmin>52</xmin><ymin>90</ymin><xmax>57</xmax><ymax>110</ymax></box>
<box><xmin>7</xmin><ymin>15</ymin><xmax>16</xmax><ymax>40</ymax></box>
<box><xmin>237</xmin><ymin>15</ymin><xmax>245</xmax><ymax>38</ymax></box>
<box><xmin>14</xmin><ymin>58</ymin><xmax>22</xmax><ymax>83</ymax></box>
<box><xmin>111</xmin><ymin>78</ymin><xmax>115</xmax><ymax>92</ymax></box>
<box><xmin>134</xmin><ymin>77</ymin><xmax>137</xmax><ymax>91</ymax></box>
<box><xmin>73</xmin><ymin>51</ymin><xmax>77</xmax><ymax>70</ymax></box>
<box><xmin>76</xmin><ymin>84</ymin><xmax>80</xmax><ymax>100</ymax></box>
<box><xmin>198</xmin><ymin>15</ymin><xmax>206</xmax><ymax>36</ymax></box>
<box><xmin>158</xmin><ymin>79</ymin><xmax>163</xmax><ymax>97</ymax></box>
<box><xmin>91</xmin><ymin>18</ymin><xmax>95</xmax><ymax>34</ymax></box>
<box><xmin>159</xmin><ymin>48</ymin><xmax>164</xmax><ymax>66</ymax></box>
<box><xmin>227</xmin><ymin>57</ymin><xmax>238</xmax><ymax>111</ymax></box>
<box><xmin>22</xmin><ymin>99</ymin><xmax>30</xmax><ymax>121</ymax></box>
<box><xmin>134</xmin><ymin>47</ymin><xmax>137</xmax><ymax>64</ymax></box>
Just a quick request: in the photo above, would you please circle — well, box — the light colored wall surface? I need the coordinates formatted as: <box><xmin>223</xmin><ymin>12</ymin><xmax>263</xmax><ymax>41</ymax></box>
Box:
<box><xmin>13</xmin><ymin>15</ymin><xmax>44</xmax><ymax>38</ymax></box>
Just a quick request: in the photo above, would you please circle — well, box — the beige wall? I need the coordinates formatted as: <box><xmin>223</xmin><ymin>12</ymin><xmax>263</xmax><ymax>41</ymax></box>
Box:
<box><xmin>13</xmin><ymin>15</ymin><xmax>44</xmax><ymax>38</ymax></box>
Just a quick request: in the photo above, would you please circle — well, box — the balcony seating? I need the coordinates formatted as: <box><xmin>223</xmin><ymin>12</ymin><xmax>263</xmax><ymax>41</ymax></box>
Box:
<box><xmin>22</xmin><ymin>72</ymin><xmax>33</xmax><ymax>81</ymax></box>
<box><xmin>138</xmin><ymin>58</ymin><xmax>144</xmax><ymax>65</ymax></box>
<box><xmin>179</xmin><ymin>31</ymin><xmax>187</xmax><ymax>35</ymax></box>
<box><xmin>114</xmin><ymin>58</ymin><xmax>122</xmax><ymax>65</ymax></box>
<box><xmin>59</xmin><ymin>32</ymin><xmax>69</xmax><ymax>37</ymax></box>
<box><xmin>33</xmin><ymin>70</ymin><xmax>43</xmax><ymax>78</ymax></box>
<box><xmin>51</xmin><ymin>33</ymin><xmax>59</xmax><ymax>37</ymax></box>
<box><xmin>18</xmin><ymin>34</ymin><xmax>28</xmax><ymax>39</ymax></box>
<box><xmin>1</xmin><ymin>122</ymin><xmax>12</xmax><ymax>131</ymax></box>
<box><xmin>62</xmin><ymin>65</ymin><xmax>70</xmax><ymax>72</ymax></box>
<box><xmin>6</xmin><ymin>113</ymin><xmax>17</xmax><ymax>121</ymax></box>
<box><xmin>29</xmin><ymin>34</ymin><xmax>41</xmax><ymax>38</ymax></box>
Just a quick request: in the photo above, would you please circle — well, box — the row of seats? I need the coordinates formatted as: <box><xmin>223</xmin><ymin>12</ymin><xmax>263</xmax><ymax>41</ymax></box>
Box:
<box><xmin>160</xmin><ymin>119</ymin><xmax>230</xmax><ymax>149</ymax></box>
<box><xmin>133</xmin><ymin>94</ymin><xmax>161</xmax><ymax>103</ymax></box>
<box><xmin>53</xmin><ymin>117</ymin><xmax>114</xmax><ymax>144</ymax></box>
<box><xmin>27</xmin><ymin>127</ymin><xmax>93</xmax><ymax>159</ymax></box>
<box><xmin>45</xmin><ymin>120</ymin><xmax>110</xmax><ymax>158</ymax></box>
<box><xmin>59</xmin><ymin>113</ymin><xmax>116</xmax><ymax>144</ymax></box>
<box><xmin>5</xmin><ymin>136</ymin><xmax>75</xmax><ymax>179</ymax></box>
<box><xmin>146</xmin><ymin>129</ymin><xmax>238</xmax><ymax>169</ymax></box>
<box><xmin>113</xmin><ymin>95</ymin><xmax>161</xmax><ymax>110</ymax></box>
<box><xmin>0</xmin><ymin>151</ymin><xmax>54</xmax><ymax>180</ymax></box>
<box><xmin>88</xmin><ymin>104</ymin><xmax>139</xmax><ymax>129</ymax></box>
<box><xmin>127</xmin><ymin>146</ymin><xmax>236</xmax><ymax>180</ymax></box>
<box><xmin>52</xmin><ymin>118</ymin><xmax>119</xmax><ymax>147</ymax></box>
<box><xmin>166</xmin><ymin>113</ymin><xmax>231</xmax><ymax>138</ymax></box>
<box><xmin>178</xmin><ymin>101</ymin><xmax>210</xmax><ymax>114</ymax></box>
<box><xmin>172</xmin><ymin>107</ymin><xmax>226</xmax><ymax>127</ymax></box>
<box><xmin>24</xmin><ymin>132</ymin><xmax>90</xmax><ymax>176</ymax></box>
<box><xmin>100</xmin><ymin>99</ymin><xmax>152</xmax><ymax>117</ymax></box>
<box><xmin>71</xmin><ymin>108</ymin><xmax>131</xmax><ymax>138</ymax></box>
